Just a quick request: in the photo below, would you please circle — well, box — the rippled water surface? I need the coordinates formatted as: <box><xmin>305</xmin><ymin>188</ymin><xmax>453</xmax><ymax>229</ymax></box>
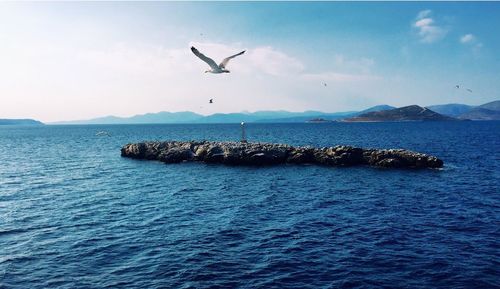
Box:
<box><xmin>1</xmin><ymin>122</ymin><xmax>499</xmax><ymax>288</ymax></box>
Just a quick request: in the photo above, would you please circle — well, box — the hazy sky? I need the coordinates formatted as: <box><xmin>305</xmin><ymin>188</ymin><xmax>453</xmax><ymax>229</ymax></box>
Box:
<box><xmin>1</xmin><ymin>2</ymin><xmax>499</xmax><ymax>122</ymax></box>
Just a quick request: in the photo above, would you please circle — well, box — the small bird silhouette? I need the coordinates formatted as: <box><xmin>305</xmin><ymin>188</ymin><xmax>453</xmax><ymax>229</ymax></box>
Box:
<box><xmin>455</xmin><ymin>85</ymin><xmax>460</xmax><ymax>89</ymax></box>
<box><xmin>466</xmin><ymin>88</ymin><xmax>472</xmax><ymax>93</ymax></box>
<box><xmin>209</xmin><ymin>99</ymin><xmax>213</xmax><ymax>104</ymax></box>
<box><xmin>323</xmin><ymin>83</ymin><xmax>327</xmax><ymax>87</ymax></box>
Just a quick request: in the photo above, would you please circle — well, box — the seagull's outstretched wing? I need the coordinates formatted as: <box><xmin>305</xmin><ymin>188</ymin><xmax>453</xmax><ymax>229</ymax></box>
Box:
<box><xmin>191</xmin><ymin>47</ymin><xmax>219</xmax><ymax>70</ymax></box>
<box><xmin>219</xmin><ymin>50</ymin><xmax>245</xmax><ymax>69</ymax></box>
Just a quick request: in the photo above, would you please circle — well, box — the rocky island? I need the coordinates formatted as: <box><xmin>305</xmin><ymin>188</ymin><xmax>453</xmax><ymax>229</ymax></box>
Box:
<box><xmin>121</xmin><ymin>141</ymin><xmax>443</xmax><ymax>169</ymax></box>
<box><xmin>343</xmin><ymin>105</ymin><xmax>456</xmax><ymax>122</ymax></box>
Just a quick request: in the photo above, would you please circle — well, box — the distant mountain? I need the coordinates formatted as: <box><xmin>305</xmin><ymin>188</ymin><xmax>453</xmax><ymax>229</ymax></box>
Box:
<box><xmin>244</xmin><ymin>110</ymin><xmax>324</xmax><ymax>119</ymax></box>
<box><xmin>195</xmin><ymin>113</ymin><xmax>260</xmax><ymax>123</ymax></box>
<box><xmin>343</xmin><ymin>105</ymin><xmax>457</xmax><ymax>122</ymax></box>
<box><xmin>425</xmin><ymin>100</ymin><xmax>500</xmax><ymax>120</ymax></box>
<box><xmin>478</xmin><ymin>100</ymin><xmax>500</xmax><ymax>111</ymax></box>
<box><xmin>458</xmin><ymin>100</ymin><xmax>500</xmax><ymax>120</ymax></box>
<box><xmin>262</xmin><ymin>105</ymin><xmax>394</xmax><ymax>123</ymax></box>
<box><xmin>426</xmin><ymin>103</ymin><xmax>473</xmax><ymax>117</ymax></box>
<box><xmin>54</xmin><ymin>111</ymin><xmax>203</xmax><ymax>124</ymax></box>
<box><xmin>459</xmin><ymin>108</ymin><xmax>500</xmax><ymax>120</ymax></box>
<box><xmin>192</xmin><ymin>110</ymin><xmax>340</xmax><ymax>123</ymax></box>
<box><xmin>125</xmin><ymin>111</ymin><xmax>202</xmax><ymax>123</ymax></box>
<box><xmin>53</xmin><ymin>110</ymin><xmax>355</xmax><ymax>124</ymax></box>
<box><xmin>255</xmin><ymin>111</ymin><xmax>357</xmax><ymax>123</ymax></box>
<box><xmin>50</xmin><ymin>100</ymin><xmax>500</xmax><ymax>124</ymax></box>
<box><xmin>356</xmin><ymin>105</ymin><xmax>395</xmax><ymax>115</ymax></box>
<box><xmin>0</xmin><ymin>119</ymin><xmax>44</xmax><ymax>126</ymax></box>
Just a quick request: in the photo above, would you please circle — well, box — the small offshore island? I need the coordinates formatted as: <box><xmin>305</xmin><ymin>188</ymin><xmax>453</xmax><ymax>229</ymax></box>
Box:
<box><xmin>121</xmin><ymin>141</ymin><xmax>443</xmax><ymax>169</ymax></box>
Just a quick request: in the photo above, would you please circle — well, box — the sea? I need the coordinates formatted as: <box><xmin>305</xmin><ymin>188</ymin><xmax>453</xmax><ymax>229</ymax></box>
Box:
<box><xmin>0</xmin><ymin>122</ymin><xmax>499</xmax><ymax>288</ymax></box>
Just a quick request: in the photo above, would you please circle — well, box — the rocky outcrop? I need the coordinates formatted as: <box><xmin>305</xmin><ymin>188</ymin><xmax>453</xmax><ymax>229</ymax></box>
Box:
<box><xmin>121</xmin><ymin>141</ymin><xmax>443</xmax><ymax>169</ymax></box>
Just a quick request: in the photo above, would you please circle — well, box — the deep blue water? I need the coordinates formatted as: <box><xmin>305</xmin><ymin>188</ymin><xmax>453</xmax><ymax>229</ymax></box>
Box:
<box><xmin>0</xmin><ymin>122</ymin><xmax>499</xmax><ymax>288</ymax></box>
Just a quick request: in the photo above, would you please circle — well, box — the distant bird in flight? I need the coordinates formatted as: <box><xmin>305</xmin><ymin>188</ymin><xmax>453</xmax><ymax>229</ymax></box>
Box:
<box><xmin>323</xmin><ymin>83</ymin><xmax>327</xmax><ymax>87</ymax></box>
<box><xmin>466</xmin><ymin>88</ymin><xmax>473</xmax><ymax>93</ymax></box>
<box><xmin>209</xmin><ymin>99</ymin><xmax>213</xmax><ymax>104</ymax></box>
<box><xmin>191</xmin><ymin>46</ymin><xmax>245</xmax><ymax>74</ymax></box>
<box><xmin>455</xmin><ymin>85</ymin><xmax>460</xmax><ymax>89</ymax></box>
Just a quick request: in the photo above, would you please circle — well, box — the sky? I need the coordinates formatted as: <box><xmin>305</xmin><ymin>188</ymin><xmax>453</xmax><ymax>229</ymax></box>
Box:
<box><xmin>0</xmin><ymin>2</ymin><xmax>499</xmax><ymax>122</ymax></box>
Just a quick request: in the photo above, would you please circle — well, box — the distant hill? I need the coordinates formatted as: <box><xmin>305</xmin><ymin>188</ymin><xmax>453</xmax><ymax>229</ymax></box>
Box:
<box><xmin>53</xmin><ymin>110</ymin><xmax>356</xmax><ymax>124</ymax></box>
<box><xmin>427</xmin><ymin>104</ymin><xmax>473</xmax><ymax>117</ymax></box>
<box><xmin>50</xmin><ymin>100</ymin><xmax>500</xmax><ymax>124</ymax></box>
<box><xmin>458</xmin><ymin>100</ymin><xmax>500</xmax><ymax>120</ymax></box>
<box><xmin>195</xmin><ymin>113</ymin><xmax>260</xmax><ymax>123</ymax></box>
<box><xmin>54</xmin><ymin>111</ymin><xmax>204</xmax><ymax>124</ymax></box>
<box><xmin>356</xmin><ymin>105</ymin><xmax>395</xmax><ymax>115</ymax></box>
<box><xmin>343</xmin><ymin>105</ymin><xmax>457</xmax><ymax>122</ymax></box>
<box><xmin>478</xmin><ymin>100</ymin><xmax>500</xmax><ymax>111</ymax></box>
<box><xmin>243</xmin><ymin>110</ymin><xmax>324</xmax><ymax>119</ymax></box>
<box><xmin>459</xmin><ymin>108</ymin><xmax>500</xmax><ymax>120</ymax></box>
<box><xmin>0</xmin><ymin>119</ymin><xmax>44</xmax><ymax>126</ymax></box>
<box><xmin>259</xmin><ymin>105</ymin><xmax>393</xmax><ymax>123</ymax></box>
<box><xmin>255</xmin><ymin>111</ymin><xmax>356</xmax><ymax>123</ymax></box>
<box><xmin>457</xmin><ymin>100</ymin><xmax>500</xmax><ymax>120</ymax></box>
<box><xmin>425</xmin><ymin>100</ymin><xmax>500</xmax><ymax>120</ymax></box>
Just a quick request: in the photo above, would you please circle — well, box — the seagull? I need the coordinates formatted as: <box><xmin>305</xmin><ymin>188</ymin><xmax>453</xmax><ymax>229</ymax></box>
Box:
<box><xmin>466</xmin><ymin>88</ymin><xmax>473</xmax><ymax>93</ymax></box>
<box><xmin>191</xmin><ymin>46</ymin><xmax>245</xmax><ymax>73</ymax></box>
<box><xmin>96</xmin><ymin>131</ymin><xmax>111</xmax><ymax>137</ymax></box>
<box><xmin>455</xmin><ymin>85</ymin><xmax>460</xmax><ymax>89</ymax></box>
<box><xmin>209</xmin><ymin>99</ymin><xmax>213</xmax><ymax>104</ymax></box>
<box><xmin>323</xmin><ymin>83</ymin><xmax>327</xmax><ymax>87</ymax></box>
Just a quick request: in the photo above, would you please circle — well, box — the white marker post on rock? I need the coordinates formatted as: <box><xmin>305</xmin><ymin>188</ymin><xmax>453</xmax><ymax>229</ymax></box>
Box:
<box><xmin>241</xmin><ymin>122</ymin><xmax>247</xmax><ymax>143</ymax></box>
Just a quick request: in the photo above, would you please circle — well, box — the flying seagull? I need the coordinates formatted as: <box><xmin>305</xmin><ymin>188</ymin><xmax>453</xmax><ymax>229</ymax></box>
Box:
<box><xmin>191</xmin><ymin>46</ymin><xmax>245</xmax><ymax>73</ymax></box>
<box><xmin>323</xmin><ymin>82</ymin><xmax>327</xmax><ymax>87</ymax></box>
<box><xmin>466</xmin><ymin>88</ymin><xmax>472</xmax><ymax>93</ymax></box>
<box><xmin>209</xmin><ymin>99</ymin><xmax>213</xmax><ymax>104</ymax></box>
<box><xmin>455</xmin><ymin>85</ymin><xmax>460</xmax><ymax>89</ymax></box>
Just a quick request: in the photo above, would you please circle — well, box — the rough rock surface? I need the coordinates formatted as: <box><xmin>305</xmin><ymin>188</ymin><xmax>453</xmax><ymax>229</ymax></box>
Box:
<box><xmin>121</xmin><ymin>141</ymin><xmax>443</xmax><ymax>169</ymax></box>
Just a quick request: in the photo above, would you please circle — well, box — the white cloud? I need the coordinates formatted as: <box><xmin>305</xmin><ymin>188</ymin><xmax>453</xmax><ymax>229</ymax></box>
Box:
<box><xmin>460</xmin><ymin>34</ymin><xmax>475</xmax><ymax>44</ymax></box>
<box><xmin>414</xmin><ymin>18</ymin><xmax>434</xmax><ymax>28</ymax></box>
<box><xmin>0</xmin><ymin>39</ymin><xmax>382</xmax><ymax>121</ymax></box>
<box><xmin>302</xmin><ymin>72</ymin><xmax>380</xmax><ymax>83</ymax></box>
<box><xmin>459</xmin><ymin>33</ymin><xmax>483</xmax><ymax>54</ymax></box>
<box><xmin>413</xmin><ymin>10</ymin><xmax>447</xmax><ymax>43</ymax></box>
<box><xmin>416</xmin><ymin>9</ymin><xmax>432</xmax><ymax>20</ymax></box>
<box><xmin>333</xmin><ymin>55</ymin><xmax>375</xmax><ymax>74</ymax></box>
<box><xmin>248</xmin><ymin>46</ymin><xmax>304</xmax><ymax>76</ymax></box>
